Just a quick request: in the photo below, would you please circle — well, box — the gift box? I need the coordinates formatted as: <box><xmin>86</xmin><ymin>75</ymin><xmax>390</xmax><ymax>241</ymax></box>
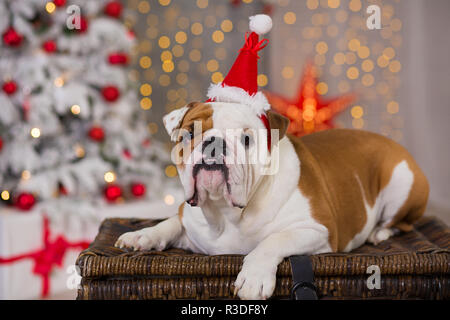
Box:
<box><xmin>76</xmin><ymin>216</ymin><xmax>450</xmax><ymax>300</ymax></box>
<box><xmin>0</xmin><ymin>198</ymin><xmax>179</xmax><ymax>299</ymax></box>
<box><xmin>0</xmin><ymin>206</ymin><xmax>91</xmax><ymax>299</ymax></box>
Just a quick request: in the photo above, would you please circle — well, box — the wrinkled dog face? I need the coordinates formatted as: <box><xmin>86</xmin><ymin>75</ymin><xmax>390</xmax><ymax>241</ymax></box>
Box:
<box><xmin>164</xmin><ymin>101</ymin><xmax>275</xmax><ymax>208</ymax></box>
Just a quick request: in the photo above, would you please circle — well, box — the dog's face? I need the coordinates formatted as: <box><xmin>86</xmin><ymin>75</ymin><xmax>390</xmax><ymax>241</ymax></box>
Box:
<box><xmin>164</xmin><ymin>101</ymin><xmax>289</xmax><ymax>209</ymax></box>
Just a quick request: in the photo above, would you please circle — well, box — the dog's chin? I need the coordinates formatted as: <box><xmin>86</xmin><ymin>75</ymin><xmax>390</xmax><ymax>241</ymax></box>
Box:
<box><xmin>187</xmin><ymin>188</ymin><xmax>245</xmax><ymax>208</ymax></box>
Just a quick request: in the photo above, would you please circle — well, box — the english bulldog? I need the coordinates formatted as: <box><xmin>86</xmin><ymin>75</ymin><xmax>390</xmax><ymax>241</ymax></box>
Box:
<box><xmin>115</xmin><ymin>101</ymin><xmax>429</xmax><ymax>300</ymax></box>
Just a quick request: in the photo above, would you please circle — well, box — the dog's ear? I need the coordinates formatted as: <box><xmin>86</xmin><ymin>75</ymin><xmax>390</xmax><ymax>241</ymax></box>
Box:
<box><xmin>163</xmin><ymin>102</ymin><xmax>197</xmax><ymax>141</ymax></box>
<box><xmin>267</xmin><ymin>109</ymin><xmax>290</xmax><ymax>142</ymax></box>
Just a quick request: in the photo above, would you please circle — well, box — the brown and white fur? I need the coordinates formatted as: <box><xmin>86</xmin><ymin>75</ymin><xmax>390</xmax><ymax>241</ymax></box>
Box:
<box><xmin>115</xmin><ymin>101</ymin><xmax>429</xmax><ymax>300</ymax></box>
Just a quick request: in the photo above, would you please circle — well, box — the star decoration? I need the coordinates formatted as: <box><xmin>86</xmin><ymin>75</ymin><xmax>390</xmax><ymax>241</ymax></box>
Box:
<box><xmin>265</xmin><ymin>62</ymin><xmax>356</xmax><ymax>136</ymax></box>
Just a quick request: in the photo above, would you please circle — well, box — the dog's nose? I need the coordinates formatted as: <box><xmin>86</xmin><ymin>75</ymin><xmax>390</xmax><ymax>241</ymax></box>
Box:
<box><xmin>202</xmin><ymin>136</ymin><xmax>226</xmax><ymax>159</ymax></box>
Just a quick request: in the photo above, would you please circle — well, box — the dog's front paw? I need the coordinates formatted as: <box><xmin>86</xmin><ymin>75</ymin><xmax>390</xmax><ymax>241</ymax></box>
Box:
<box><xmin>368</xmin><ymin>227</ymin><xmax>396</xmax><ymax>245</ymax></box>
<box><xmin>234</xmin><ymin>258</ymin><xmax>277</xmax><ymax>300</ymax></box>
<box><xmin>114</xmin><ymin>228</ymin><xmax>167</xmax><ymax>251</ymax></box>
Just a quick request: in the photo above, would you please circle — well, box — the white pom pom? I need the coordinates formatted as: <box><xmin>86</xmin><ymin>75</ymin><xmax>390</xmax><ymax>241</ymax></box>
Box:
<box><xmin>249</xmin><ymin>14</ymin><xmax>272</xmax><ymax>35</ymax></box>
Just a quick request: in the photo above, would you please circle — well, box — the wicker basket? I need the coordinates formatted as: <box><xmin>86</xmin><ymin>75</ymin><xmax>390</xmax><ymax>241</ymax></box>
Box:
<box><xmin>76</xmin><ymin>216</ymin><xmax>450</xmax><ymax>300</ymax></box>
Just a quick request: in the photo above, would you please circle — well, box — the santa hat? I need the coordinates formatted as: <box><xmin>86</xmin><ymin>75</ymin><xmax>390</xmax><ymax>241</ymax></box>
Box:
<box><xmin>164</xmin><ymin>14</ymin><xmax>273</xmax><ymax>142</ymax></box>
<box><xmin>206</xmin><ymin>14</ymin><xmax>272</xmax><ymax>116</ymax></box>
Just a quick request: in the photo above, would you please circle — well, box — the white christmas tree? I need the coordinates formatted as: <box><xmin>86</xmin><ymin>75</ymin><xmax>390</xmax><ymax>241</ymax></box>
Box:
<box><xmin>0</xmin><ymin>0</ymin><xmax>176</xmax><ymax>211</ymax></box>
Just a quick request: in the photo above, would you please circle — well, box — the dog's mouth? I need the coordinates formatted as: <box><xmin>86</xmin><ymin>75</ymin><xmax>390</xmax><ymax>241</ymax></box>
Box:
<box><xmin>187</xmin><ymin>162</ymin><xmax>232</xmax><ymax>207</ymax></box>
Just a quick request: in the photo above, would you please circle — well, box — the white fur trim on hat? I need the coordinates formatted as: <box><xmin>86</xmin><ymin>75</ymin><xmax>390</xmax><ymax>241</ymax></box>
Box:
<box><xmin>249</xmin><ymin>14</ymin><xmax>272</xmax><ymax>35</ymax></box>
<box><xmin>163</xmin><ymin>105</ymin><xmax>189</xmax><ymax>141</ymax></box>
<box><xmin>207</xmin><ymin>83</ymin><xmax>270</xmax><ymax>116</ymax></box>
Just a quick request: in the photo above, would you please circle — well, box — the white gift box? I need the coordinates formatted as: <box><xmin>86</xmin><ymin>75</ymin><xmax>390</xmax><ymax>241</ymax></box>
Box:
<box><xmin>0</xmin><ymin>204</ymin><xmax>96</xmax><ymax>300</ymax></box>
<box><xmin>0</xmin><ymin>197</ymin><xmax>179</xmax><ymax>300</ymax></box>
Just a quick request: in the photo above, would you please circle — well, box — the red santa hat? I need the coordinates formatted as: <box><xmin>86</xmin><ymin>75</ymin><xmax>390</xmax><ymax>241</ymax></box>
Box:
<box><xmin>163</xmin><ymin>14</ymin><xmax>273</xmax><ymax>143</ymax></box>
<box><xmin>206</xmin><ymin>14</ymin><xmax>272</xmax><ymax>117</ymax></box>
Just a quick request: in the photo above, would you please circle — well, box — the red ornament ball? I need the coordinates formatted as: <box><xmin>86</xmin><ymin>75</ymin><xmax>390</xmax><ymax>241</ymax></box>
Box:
<box><xmin>131</xmin><ymin>183</ymin><xmax>146</xmax><ymax>197</ymax></box>
<box><xmin>104</xmin><ymin>184</ymin><xmax>122</xmax><ymax>202</ymax></box>
<box><xmin>88</xmin><ymin>126</ymin><xmax>105</xmax><ymax>142</ymax></box>
<box><xmin>2</xmin><ymin>81</ymin><xmax>18</xmax><ymax>95</ymax></box>
<box><xmin>15</xmin><ymin>192</ymin><xmax>36</xmax><ymax>211</ymax></box>
<box><xmin>127</xmin><ymin>30</ymin><xmax>135</xmax><ymax>39</ymax></box>
<box><xmin>101</xmin><ymin>85</ymin><xmax>120</xmax><ymax>102</ymax></box>
<box><xmin>79</xmin><ymin>17</ymin><xmax>89</xmax><ymax>33</ymax></box>
<box><xmin>104</xmin><ymin>1</ymin><xmax>123</xmax><ymax>18</ymax></box>
<box><xmin>0</xmin><ymin>137</ymin><xmax>3</xmax><ymax>152</ymax></box>
<box><xmin>108</xmin><ymin>52</ymin><xmax>128</xmax><ymax>65</ymax></box>
<box><xmin>142</xmin><ymin>139</ymin><xmax>151</xmax><ymax>147</ymax></box>
<box><xmin>231</xmin><ymin>0</ymin><xmax>241</xmax><ymax>7</ymax></box>
<box><xmin>59</xmin><ymin>184</ymin><xmax>68</xmax><ymax>196</ymax></box>
<box><xmin>2</xmin><ymin>27</ymin><xmax>23</xmax><ymax>47</ymax></box>
<box><xmin>263</xmin><ymin>4</ymin><xmax>274</xmax><ymax>16</ymax></box>
<box><xmin>53</xmin><ymin>0</ymin><xmax>66</xmax><ymax>7</ymax></box>
<box><xmin>42</xmin><ymin>40</ymin><xmax>57</xmax><ymax>53</ymax></box>
<box><xmin>69</xmin><ymin>16</ymin><xmax>88</xmax><ymax>33</ymax></box>
<box><xmin>122</xmin><ymin>149</ymin><xmax>132</xmax><ymax>159</ymax></box>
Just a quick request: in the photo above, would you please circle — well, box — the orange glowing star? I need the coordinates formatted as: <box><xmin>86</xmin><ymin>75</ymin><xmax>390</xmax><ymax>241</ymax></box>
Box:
<box><xmin>264</xmin><ymin>62</ymin><xmax>356</xmax><ymax>137</ymax></box>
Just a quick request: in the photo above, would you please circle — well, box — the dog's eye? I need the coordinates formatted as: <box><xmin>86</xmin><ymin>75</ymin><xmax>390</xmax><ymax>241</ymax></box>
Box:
<box><xmin>241</xmin><ymin>133</ymin><xmax>253</xmax><ymax>149</ymax></box>
<box><xmin>180</xmin><ymin>131</ymin><xmax>193</xmax><ymax>144</ymax></box>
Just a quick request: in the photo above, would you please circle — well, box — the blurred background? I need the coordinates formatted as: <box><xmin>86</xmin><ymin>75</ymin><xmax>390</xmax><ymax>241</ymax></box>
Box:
<box><xmin>0</xmin><ymin>0</ymin><xmax>448</xmax><ymax>299</ymax></box>
<box><xmin>128</xmin><ymin>0</ymin><xmax>450</xmax><ymax>215</ymax></box>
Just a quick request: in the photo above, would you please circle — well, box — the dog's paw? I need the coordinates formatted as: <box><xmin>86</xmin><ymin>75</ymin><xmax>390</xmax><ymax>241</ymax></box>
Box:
<box><xmin>367</xmin><ymin>227</ymin><xmax>395</xmax><ymax>245</ymax></box>
<box><xmin>114</xmin><ymin>228</ymin><xmax>167</xmax><ymax>251</ymax></box>
<box><xmin>234</xmin><ymin>258</ymin><xmax>277</xmax><ymax>300</ymax></box>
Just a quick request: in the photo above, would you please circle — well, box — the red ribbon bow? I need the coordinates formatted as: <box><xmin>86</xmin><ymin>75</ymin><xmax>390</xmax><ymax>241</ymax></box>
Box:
<box><xmin>0</xmin><ymin>215</ymin><xmax>90</xmax><ymax>297</ymax></box>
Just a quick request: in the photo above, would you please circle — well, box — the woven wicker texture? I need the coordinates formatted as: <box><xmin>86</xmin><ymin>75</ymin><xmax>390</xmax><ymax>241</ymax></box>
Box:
<box><xmin>76</xmin><ymin>216</ymin><xmax>449</xmax><ymax>300</ymax></box>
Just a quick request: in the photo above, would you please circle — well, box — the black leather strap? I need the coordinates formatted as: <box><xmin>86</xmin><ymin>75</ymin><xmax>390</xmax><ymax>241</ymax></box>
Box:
<box><xmin>289</xmin><ymin>255</ymin><xmax>318</xmax><ymax>300</ymax></box>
